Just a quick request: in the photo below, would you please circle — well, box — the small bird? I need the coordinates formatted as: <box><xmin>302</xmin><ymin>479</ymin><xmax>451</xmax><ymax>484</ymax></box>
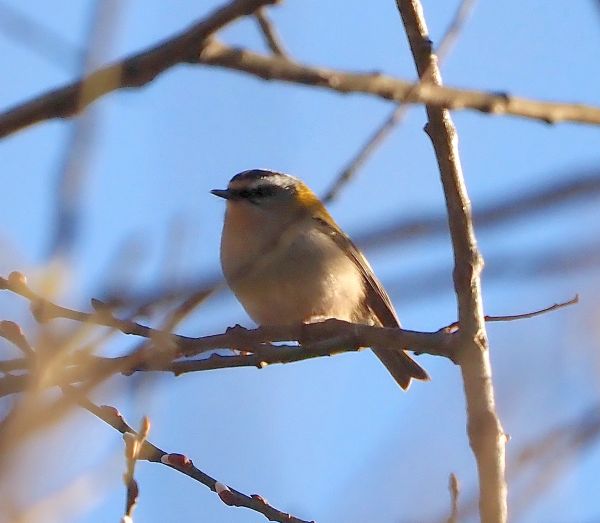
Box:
<box><xmin>212</xmin><ymin>169</ymin><xmax>429</xmax><ymax>389</ymax></box>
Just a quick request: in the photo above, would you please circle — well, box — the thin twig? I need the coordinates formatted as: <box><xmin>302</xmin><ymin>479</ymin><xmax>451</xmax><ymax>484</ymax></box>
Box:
<box><xmin>255</xmin><ymin>7</ymin><xmax>288</xmax><ymax>57</ymax></box>
<box><xmin>61</xmin><ymin>386</ymin><xmax>313</xmax><ymax>523</ymax></box>
<box><xmin>484</xmin><ymin>295</ymin><xmax>579</xmax><ymax>322</ymax></box>
<box><xmin>122</xmin><ymin>416</ymin><xmax>150</xmax><ymax>522</ymax></box>
<box><xmin>0</xmin><ymin>271</ymin><xmax>458</xmax><ymax>362</ymax></box>
<box><xmin>322</xmin><ymin>0</ymin><xmax>477</xmax><ymax>203</ymax></box>
<box><xmin>447</xmin><ymin>473</ymin><xmax>460</xmax><ymax>523</ymax></box>
<box><xmin>0</xmin><ymin>322</ymin><xmax>312</xmax><ymax>522</ymax></box>
<box><xmin>444</xmin><ymin>295</ymin><xmax>579</xmax><ymax>331</ymax></box>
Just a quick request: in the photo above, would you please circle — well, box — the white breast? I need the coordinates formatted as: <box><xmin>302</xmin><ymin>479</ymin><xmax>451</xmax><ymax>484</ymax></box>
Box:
<box><xmin>221</xmin><ymin>220</ymin><xmax>365</xmax><ymax>326</ymax></box>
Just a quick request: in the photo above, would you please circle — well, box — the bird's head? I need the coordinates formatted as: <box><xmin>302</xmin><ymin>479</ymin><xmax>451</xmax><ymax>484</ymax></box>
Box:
<box><xmin>212</xmin><ymin>169</ymin><xmax>330</xmax><ymax>224</ymax></box>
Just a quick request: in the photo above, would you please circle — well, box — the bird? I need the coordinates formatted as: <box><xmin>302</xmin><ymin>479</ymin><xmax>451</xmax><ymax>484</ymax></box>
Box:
<box><xmin>212</xmin><ymin>169</ymin><xmax>429</xmax><ymax>389</ymax></box>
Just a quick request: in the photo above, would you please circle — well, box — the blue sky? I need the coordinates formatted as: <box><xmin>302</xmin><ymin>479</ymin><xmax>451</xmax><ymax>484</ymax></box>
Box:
<box><xmin>1</xmin><ymin>1</ymin><xmax>600</xmax><ymax>522</ymax></box>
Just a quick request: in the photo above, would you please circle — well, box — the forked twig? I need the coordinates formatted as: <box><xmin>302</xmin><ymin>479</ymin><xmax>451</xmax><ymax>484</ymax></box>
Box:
<box><xmin>255</xmin><ymin>7</ymin><xmax>288</xmax><ymax>57</ymax></box>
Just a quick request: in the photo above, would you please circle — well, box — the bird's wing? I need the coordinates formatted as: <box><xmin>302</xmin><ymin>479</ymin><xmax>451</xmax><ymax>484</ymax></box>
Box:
<box><xmin>313</xmin><ymin>216</ymin><xmax>399</xmax><ymax>328</ymax></box>
<box><xmin>313</xmin><ymin>215</ymin><xmax>430</xmax><ymax>388</ymax></box>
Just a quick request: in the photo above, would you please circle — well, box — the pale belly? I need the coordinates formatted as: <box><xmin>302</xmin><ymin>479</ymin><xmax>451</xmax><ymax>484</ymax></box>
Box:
<box><xmin>222</xmin><ymin>228</ymin><xmax>365</xmax><ymax>326</ymax></box>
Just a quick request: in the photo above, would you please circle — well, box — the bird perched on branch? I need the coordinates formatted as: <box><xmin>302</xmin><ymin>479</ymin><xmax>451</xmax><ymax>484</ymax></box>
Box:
<box><xmin>212</xmin><ymin>169</ymin><xmax>429</xmax><ymax>389</ymax></box>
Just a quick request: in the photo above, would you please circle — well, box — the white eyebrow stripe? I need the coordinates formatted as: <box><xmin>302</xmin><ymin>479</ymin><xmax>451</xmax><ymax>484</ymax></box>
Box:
<box><xmin>232</xmin><ymin>173</ymin><xmax>297</xmax><ymax>191</ymax></box>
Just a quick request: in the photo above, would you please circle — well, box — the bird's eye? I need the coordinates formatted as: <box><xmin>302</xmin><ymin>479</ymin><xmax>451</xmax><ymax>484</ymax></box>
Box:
<box><xmin>238</xmin><ymin>186</ymin><xmax>273</xmax><ymax>203</ymax></box>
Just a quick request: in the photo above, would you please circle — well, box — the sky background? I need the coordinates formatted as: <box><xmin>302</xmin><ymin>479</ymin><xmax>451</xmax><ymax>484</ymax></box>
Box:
<box><xmin>1</xmin><ymin>1</ymin><xmax>600</xmax><ymax>522</ymax></box>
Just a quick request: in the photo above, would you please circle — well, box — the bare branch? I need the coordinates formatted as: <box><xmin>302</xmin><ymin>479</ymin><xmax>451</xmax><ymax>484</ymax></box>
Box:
<box><xmin>444</xmin><ymin>295</ymin><xmax>579</xmax><ymax>331</ymax></box>
<box><xmin>484</xmin><ymin>295</ymin><xmax>579</xmax><ymax>323</ymax></box>
<box><xmin>0</xmin><ymin>321</ymin><xmax>35</xmax><ymax>359</ymax></box>
<box><xmin>63</xmin><ymin>387</ymin><xmax>314</xmax><ymax>523</ymax></box>
<box><xmin>0</xmin><ymin>320</ymin><xmax>312</xmax><ymax>522</ymax></box>
<box><xmin>122</xmin><ymin>416</ymin><xmax>150</xmax><ymax>522</ymax></box>
<box><xmin>0</xmin><ymin>271</ymin><xmax>577</xmax><ymax>398</ymax></box>
<box><xmin>255</xmin><ymin>7</ymin><xmax>288</xmax><ymax>57</ymax></box>
<box><xmin>395</xmin><ymin>1</ymin><xmax>506</xmax><ymax>521</ymax></box>
<box><xmin>447</xmin><ymin>473</ymin><xmax>460</xmax><ymax>523</ymax></box>
<box><xmin>0</xmin><ymin>0</ymin><xmax>277</xmax><ymax>138</ymax></box>
<box><xmin>197</xmin><ymin>41</ymin><xmax>600</xmax><ymax>125</ymax></box>
<box><xmin>3</xmin><ymin>37</ymin><xmax>600</xmax><ymax>140</ymax></box>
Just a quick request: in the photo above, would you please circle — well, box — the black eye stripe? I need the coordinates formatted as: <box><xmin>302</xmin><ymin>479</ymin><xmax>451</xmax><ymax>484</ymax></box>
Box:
<box><xmin>233</xmin><ymin>186</ymin><xmax>276</xmax><ymax>200</ymax></box>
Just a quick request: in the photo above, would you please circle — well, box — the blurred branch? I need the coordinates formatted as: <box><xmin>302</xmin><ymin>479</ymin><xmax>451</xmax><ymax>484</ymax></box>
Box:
<box><xmin>0</xmin><ymin>2</ymin><xmax>83</xmax><ymax>70</ymax></box>
<box><xmin>443</xmin><ymin>404</ymin><xmax>600</xmax><ymax>522</ymax></box>
<box><xmin>61</xmin><ymin>387</ymin><xmax>314</xmax><ymax>523</ymax></box>
<box><xmin>0</xmin><ymin>318</ymin><xmax>135</xmax><ymax>445</ymax></box>
<box><xmin>510</xmin><ymin>404</ymin><xmax>600</xmax><ymax>519</ymax></box>
<box><xmin>255</xmin><ymin>7</ymin><xmax>288</xmax><ymax>57</ymax></box>
<box><xmin>322</xmin><ymin>0</ymin><xmax>477</xmax><ymax>203</ymax></box>
<box><xmin>0</xmin><ymin>320</ymin><xmax>312</xmax><ymax>522</ymax></box>
<box><xmin>50</xmin><ymin>0</ymin><xmax>123</xmax><ymax>258</ymax></box>
<box><xmin>3</xmin><ymin>32</ymin><xmax>600</xmax><ymax>140</ymax></box>
<box><xmin>389</xmin><ymin>237</ymin><xmax>600</xmax><ymax>303</ymax></box>
<box><xmin>395</xmin><ymin>2</ymin><xmax>506</xmax><ymax>523</ymax></box>
<box><xmin>0</xmin><ymin>0</ymin><xmax>277</xmax><ymax>138</ymax></box>
<box><xmin>356</xmin><ymin>168</ymin><xmax>600</xmax><ymax>250</ymax></box>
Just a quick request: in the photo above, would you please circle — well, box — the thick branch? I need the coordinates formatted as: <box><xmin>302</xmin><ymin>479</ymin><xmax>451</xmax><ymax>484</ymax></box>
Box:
<box><xmin>3</xmin><ymin>38</ymin><xmax>600</xmax><ymax>139</ymax></box>
<box><xmin>196</xmin><ymin>41</ymin><xmax>600</xmax><ymax>127</ymax></box>
<box><xmin>395</xmin><ymin>1</ymin><xmax>506</xmax><ymax>522</ymax></box>
<box><xmin>0</xmin><ymin>0</ymin><xmax>276</xmax><ymax>138</ymax></box>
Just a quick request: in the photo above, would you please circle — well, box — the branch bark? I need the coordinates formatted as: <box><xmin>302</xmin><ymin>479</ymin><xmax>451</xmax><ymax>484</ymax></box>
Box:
<box><xmin>66</xmin><ymin>386</ymin><xmax>315</xmax><ymax>523</ymax></box>
<box><xmin>394</xmin><ymin>1</ymin><xmax>507</xmax><ymax>522</ymax></box>
<box><xmin>0</xmin><ymin>0</ymin><xmax>277</xmax><ymax>138</ymax></box>
<box><xmin>3</xmin><ymin>37</ymin><xmax>600</xmax><ymax>140</ymax></box>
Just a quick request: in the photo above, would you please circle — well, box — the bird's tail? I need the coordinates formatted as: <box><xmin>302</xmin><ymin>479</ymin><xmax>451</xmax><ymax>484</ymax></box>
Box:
<box><xmin>372</xmin><ymin>348</ymin><xmax>430</xmax><ymax>390</ymax></box>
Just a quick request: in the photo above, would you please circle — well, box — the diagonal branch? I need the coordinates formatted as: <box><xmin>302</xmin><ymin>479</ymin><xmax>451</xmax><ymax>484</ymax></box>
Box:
<box><xmin>62</xmin><ymin>387</ymin><xmax>314</xmax><ymax>523</ymax></box>
<box><xmin>255</xmin><ymin>7</ymin><xmax>288</xmax><ymax>57</ymax></box>
<box><xmin>0</xmin><ymin>321</ymin><xmax>313</xmax><ymax>523</ymax></box>
<box><xmin>0</xmin><ymin>0</ymin><xmax>277</xmax><ymax>138</ymax></box>
<box><xmin>395</xmin><ymin>1</ymin><xmax>507</xmax><ymax>522</ymax></box>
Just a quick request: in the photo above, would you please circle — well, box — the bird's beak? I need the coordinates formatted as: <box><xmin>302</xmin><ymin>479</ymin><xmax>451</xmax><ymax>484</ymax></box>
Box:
<box><xmin>211</xmin><ymin>189</ymin><xmax>231</xmax><ymax>200</ymax></box>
